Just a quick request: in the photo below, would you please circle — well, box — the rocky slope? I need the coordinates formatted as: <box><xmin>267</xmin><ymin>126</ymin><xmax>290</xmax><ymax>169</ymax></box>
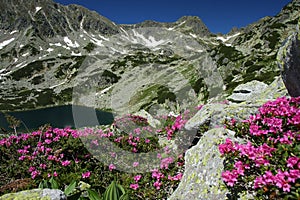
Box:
<box><xmin>0</xmin><ymin>0</ymin><xmax>299</xmax><ymax>115</ymax></box>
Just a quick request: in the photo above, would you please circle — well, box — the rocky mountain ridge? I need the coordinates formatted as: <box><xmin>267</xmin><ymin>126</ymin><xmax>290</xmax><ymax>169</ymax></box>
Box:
<box><xmin>0</xmin><ymin>0</ymin><xmax>299</xmax><ymax>114</ymax></box>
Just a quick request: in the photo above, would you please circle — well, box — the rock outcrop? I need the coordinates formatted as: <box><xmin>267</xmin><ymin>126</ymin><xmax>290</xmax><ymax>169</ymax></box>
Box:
<box><xmin>169</xmin><ymin>76</ymin><xmax>288</xmax><ymax>199</ymax></box>
<box><xmin>277</xmin><ymin>28</ymin><xmax>300</xmax><ymax>97</ymax></box>
<box><xmin>0</xmin><ymin>189</ymin><xmax>66</xmax><ymax>200</ymax></box>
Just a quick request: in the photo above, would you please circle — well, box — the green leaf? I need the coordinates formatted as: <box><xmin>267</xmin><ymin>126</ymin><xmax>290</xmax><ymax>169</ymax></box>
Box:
<box><xmin>49</xmin><ymin>176</ymin><xmax>59</xmax><ymax>189</ymax></box>
<box><xmin>87</xmin><ymin>188</ymin><xmax>102</xmax><ymax>200</ymax></box>
<box><xmin>38</xmin><ymin>180</ymin><xmax>49</xmax><ymax>189</ymax></box>
<box><xmin>119</xmin><ymin>193</ymin><xmax>129</xmax><ymax>200</ymax></box>
<box><xmin>102</xmin><ymin>181</ymin><xmax>128</xmax><ymax>200</ymax></box>
<box><xmin>64</xmin><ymin>180</ymin><xmax>77</xmax><ymax>195</ymax></box>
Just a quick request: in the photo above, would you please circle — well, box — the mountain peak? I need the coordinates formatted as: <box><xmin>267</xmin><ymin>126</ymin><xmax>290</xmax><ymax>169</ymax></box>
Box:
<box><xmin>175</xmin><ymin>16</ymin><xmax>211</xmax><ymax>36</ymax></box>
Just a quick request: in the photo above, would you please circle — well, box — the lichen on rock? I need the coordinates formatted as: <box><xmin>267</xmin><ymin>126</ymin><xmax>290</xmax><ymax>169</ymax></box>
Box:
<box><xmin>0</xmin><ymin>189</ymin><xmax>66</xmax><ymax>200</ymax></box>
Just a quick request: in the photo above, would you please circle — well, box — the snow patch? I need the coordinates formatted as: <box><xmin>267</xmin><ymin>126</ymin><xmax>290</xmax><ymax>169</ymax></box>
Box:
<box><xmin>50</xmin><ymin>80</ymin><xmax>67</xmax><ymax>89</ymax></box>
<box><xmin>63</xmin><ymin>37</ymin><xmax>80</xmax><ymax>48</ymax></box>
<box><xmin>98</xmin><ymin>34</ymin><xmax>109</xmax><ymax>41</ymax></box>
<box><xmin>15</xmin><ymin>62</ymin><xmax>27</xmax><ymax>69</ymax></box>
<box><xmin>22</xmin><ymin>52</ymin><xmax>30</xmax><ymax>57</ymax></box>
<box><xmin>50</xmin><ymin>42</ymin><xmax>62</xmax><ymax>47</ymax></box>
<box><xmin>0</xmin><ymin>38</ymin><xmax>15</xmax><ymax>49</ymax></box>
<box><xmin>97</xmin><ymin>86</ymin><xmax>113</xmax><ymax>97</ymax></box>
<box><xmin>131</xmin><ymin>30</ymin><xmax>167</xmax><ymax>48</ymax></box>
<box><xmin>10</xmin><ymin>30</ymin><xmax>18</xmax><ymax>34</ymax></box>
<box><xmin>167</xmin><ymin>21</ymin><xmax>186</xmax><ymax>30</ymax></box>
<box><xmin>71</xmin><ymin>51</ymin><xmax>82</xmax><ymax>56</ymax></box>
<box><xmin>189</xmin><ymin>33</ymin><xmax>197</xmax><ymax>38</ymax></box>
<box><xmin>35</xmin><ymin>7</ymin><xmax>42</xmax><ymax>13</ymax></box>
<box><xmin>216</xmin><ymin>32</ymin><xmax>241</xmax><ymax>42</ymax></box>
<box><xmin>46</xmin><ymin>48</ymin><xmax>54</xmax><ymax>52</ymax></box>
<box><xmin>91</xmin><ymin>38</ymin><xmax>103</xmax><ymax>46</ymax></box>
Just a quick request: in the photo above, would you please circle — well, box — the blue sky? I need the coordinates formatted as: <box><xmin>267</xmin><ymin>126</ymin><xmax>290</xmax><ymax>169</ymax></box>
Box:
<box><xmin>55</xmin><ymin>0</ymin><xmax>292</xmax><ymax>34</ymax></box>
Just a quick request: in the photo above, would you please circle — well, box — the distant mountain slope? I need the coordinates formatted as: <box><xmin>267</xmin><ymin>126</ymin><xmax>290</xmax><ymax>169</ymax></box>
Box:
<box><xmin>0</xmin><ymin>0</ymin><xmax>299</xmax><ymax>112</ymax></box>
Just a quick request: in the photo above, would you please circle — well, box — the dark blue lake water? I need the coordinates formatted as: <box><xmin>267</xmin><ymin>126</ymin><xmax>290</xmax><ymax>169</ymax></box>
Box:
<box><xmin>0</xmin><ymin>105</ymin><xmax>114</xmax><ymax>132</ymax></box>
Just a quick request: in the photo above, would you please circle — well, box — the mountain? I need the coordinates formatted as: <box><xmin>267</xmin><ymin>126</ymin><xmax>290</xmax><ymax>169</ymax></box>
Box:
<box><xmin>0</xmin><ymin>0</ymin><xmax>299</xmax><ymax>114</ymax></box>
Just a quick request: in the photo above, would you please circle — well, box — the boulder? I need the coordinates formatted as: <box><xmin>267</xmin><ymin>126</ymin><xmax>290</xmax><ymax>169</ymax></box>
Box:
<box><xmin>0</xmin><ymin>189</ymin><xmax>66</xmax><ymax>200</ymax></box>
<box><xmin>169</xmin><ymin>76</ymin><xmax>288</xmax><ymax>199</ymax></box>
<box><xmin>277</xmin><ymin>29</ymin><xmax>300</xmax><ymax>97</ymax></box>
<box><xmin>168</xmin><ymin>128</ymin><xmax>230</xmax><ymax>200</ymax></box>
<box><xmin>227</xmin><ymin>80</ymin><xmax>268</xmax><ymax>103</ymax></box>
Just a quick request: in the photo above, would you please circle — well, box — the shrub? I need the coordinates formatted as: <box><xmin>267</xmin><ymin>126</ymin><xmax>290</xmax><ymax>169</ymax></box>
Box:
<box><xmin>0</xmin><ymin>109</ymin><xmax>194</xmax><ymax>199</ymax></box>
<box><xmin>220</xmin><ymin>97</ymin><xmax>300</xmax><ymax>199</ymax></box>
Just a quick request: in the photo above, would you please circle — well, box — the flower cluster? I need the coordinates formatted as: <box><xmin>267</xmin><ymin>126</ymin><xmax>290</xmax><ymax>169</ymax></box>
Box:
<box><xmin>0</xmin><ymin>109</ymin><xmax>191</xmax><ymax>199</ymax></box>
<box><xmin>220</xmin><ymin>97</ymin><xmax>300</xmax><ymax>199</ymax></box>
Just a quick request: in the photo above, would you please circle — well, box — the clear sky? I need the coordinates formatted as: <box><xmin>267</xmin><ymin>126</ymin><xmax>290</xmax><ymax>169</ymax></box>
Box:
<box><xmin>55</xmin><ymin>0</ymin><xmax>292</xmax><ymax>34</ymax></box>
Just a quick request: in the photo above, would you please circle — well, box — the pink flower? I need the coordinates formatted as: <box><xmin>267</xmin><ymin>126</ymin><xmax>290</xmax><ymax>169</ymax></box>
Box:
<box><xmin>28</xmin><ymin>166</ymin><xmax>36</xmax><ymax>172</ymax></box>
<box><xmin>109</xmin><ymin>164</ymin><xmax>116</xmax><ymax>171</ymax></box>
<box><xmin>287</xmin><ymin>157</ymin><xmax>299</xmax><ymax>168</ymax></box>
<box><xmin>31</xmin><ymin>170</ymin><xmax>40</xmax><ymax>179</ymax></box>
<box><xmin>61</xmin><ymin>160</ymin><xmax>71</xmax><ymax>166</ymax></box>
<box><xmin>254</xmin><ymin>176</ymin><xmax>266</xmax><ymax>189</ymax></box>
<box><xmin>39</xmin><ymin>163</ymin><xmax>47</xmax><ymax>169</ymax></box>
<box><xmin>168</xmin><ymin>173</ymin><xmax>183</xmax><ymax>181</ymax></box>
<box><xmin>153</xmin><ymin>181</ymin><xmax>162</xmax><ymax>190</ymax></box>
<box><xmin>219</xmin><ymin>138</ymin><xmax>235</xmax><ymax>155</ymax></box>
<box><xmin>145</xmin><ymin>139</ymin><xmax>150</xmax><ymax>143</ymax></box>
<box><xmin>134</xmin><ymin>175</ymin><xmax>142</xmax><ymax>182</ymax></box>
<box><xmin>221</xmin><ymin>170</ymin><xmax>238</xmax><ymax>187</ymax></box>
<box><xmin>151</xmin><ymin>169</ymin><xmax>164</xmax><ymax>180</ymax></box>
<box><xmin>287</xmin><ymin>169</ymin><xmax>300</xmax><ymax>183</ymax></box>
<box><xmin>82</xmin><ymin>171</ymin><xmax>91</xmax><ymax>179</ymax></box>
<box><xmin>130</xmin><ymin>183</ymin><xmax>139</xmax><ymax>190</ymax></box>
<box><xmin>133</xmin><ymin>162</ymin><xmax>139</xmax><ymax>167</ymax></box>
<box><xmin>44</xmin><ymin>139</ymin><xmax>52</xmax><ymax>144</ymax></box>
<box><xmin>53</xmin><ymin>171</ymin><xmax>58</xmax><ymax>177</ymax></box>
<box><xmin>160</xmin><ymin>157</ymin><xmax>174</xmax><ymax>169</ymax></box>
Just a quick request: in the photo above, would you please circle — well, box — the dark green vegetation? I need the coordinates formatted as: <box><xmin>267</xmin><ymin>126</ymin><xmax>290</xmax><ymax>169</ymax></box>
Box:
<box><xmin>129</xmin><ymin>84</ymin><xmax>176</xmax><ymax>111</ymax></box>
<box><xmin>55</xmin><ymin>56</ymin><xmax>86</xmax><ymax>79</ymax></box>
<box><xmin>111</xmin><ymin>52</ymin><xmax>182</xmax><ymax>71</ymax></box>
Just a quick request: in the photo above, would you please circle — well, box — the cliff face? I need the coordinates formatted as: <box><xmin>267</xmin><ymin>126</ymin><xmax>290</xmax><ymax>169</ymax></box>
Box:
<box><xmin>277</xmin><ymin>30</ymin><xmax>300</xmax><ymax>97</ymax></box>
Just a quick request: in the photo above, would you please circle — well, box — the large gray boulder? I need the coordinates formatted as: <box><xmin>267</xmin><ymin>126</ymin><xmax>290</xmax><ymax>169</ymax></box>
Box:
<box><xmin>277</xmin><ymin>29</ymin><xmax>300</xmax><ymax>97</ymax></box>
<box><xmin>168</xmin><ymin>76</ymin><xmax>288</xmax><ymax>200</ymax></box>
<box><xmin>0</xmin><ymin>189</ymin><xmax>66</xmax><ymax>200</ymax></box>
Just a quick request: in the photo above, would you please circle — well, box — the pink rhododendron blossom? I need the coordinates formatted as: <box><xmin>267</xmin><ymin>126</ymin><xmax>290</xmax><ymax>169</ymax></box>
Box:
<box><xmin>61</xmin><ymin>160</ymin><xmax>71</xmax><ymax>166</ymax></box>
<box><xmin>134</xmin><ymin>175</ymin><xmax>142</xmax><ymax>182</ymax></box>
<box><xmin>109</xmin><ymin>164</ymin><xmax>116</xmax><ymax>171</ymax></box>
<box><xmin>133</xmin><ymin>162</ymin><xmax>139</xmax><ymax>167</ymax></box>
<box><xmin>153</xmin><ymin>181</ymin><xmax>162</xmax><ymax>190</ymax></box>
<box><xmin>160</xmin><ymin>157</ymin><xmax>174</xmax><ymax>169</ymax></box>
<box><xmin>221</xmin><ymin>170</ymin><xmax>238</xmax><ymax>187</ymax></box>
<box><xmin>287</xmin><ymin>157</ymin><xmax>299</xmax><ymax>168</ymax></box>
<box><xmin>130</xmin><ymin>183</ymin><xmax>139</xmax><ymax>190</ymax></box>
<box><xmin>82</xmin><ymin>171</ymin><xmax>91</xmax><ymax>178</ymax></box>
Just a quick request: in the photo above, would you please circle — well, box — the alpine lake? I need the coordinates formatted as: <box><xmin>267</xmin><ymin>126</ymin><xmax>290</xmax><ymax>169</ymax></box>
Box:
<box><xmin>0</xmin><ymin>105</ymin><xmax>114</xmax><ymax>132</ymax></box>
